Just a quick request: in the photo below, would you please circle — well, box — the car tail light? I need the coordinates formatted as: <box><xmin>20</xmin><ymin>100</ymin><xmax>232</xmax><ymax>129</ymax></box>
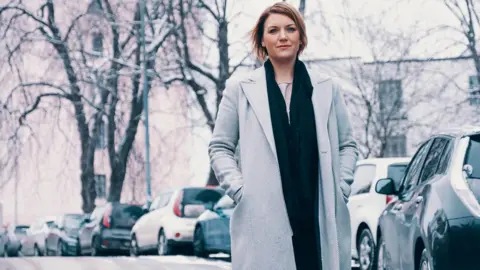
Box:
<box><xmin>386</xmin><ymin>195</ymin><xmax>393</xmax><ymax>204</ymax></box>
<box><xmin>173</xmin><ymin>190</ymin><xmax>184</xmax><ymax>217</ymax></box>
<box><xmin>451</xmin><ymin>137</ymin><xmax>480</xmax><ymax>217</ymax></box>
<box><xmin>103</xmin><ymin>204</ymin><xmax>112</xmax><ymax>228</ymax></box>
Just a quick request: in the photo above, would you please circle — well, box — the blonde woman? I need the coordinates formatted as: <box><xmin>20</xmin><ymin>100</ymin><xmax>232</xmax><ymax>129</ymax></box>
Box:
<box><xmin>209</xmin><ymin>2</ymin><xmax>358</xmax><ymax>270</ymax></box>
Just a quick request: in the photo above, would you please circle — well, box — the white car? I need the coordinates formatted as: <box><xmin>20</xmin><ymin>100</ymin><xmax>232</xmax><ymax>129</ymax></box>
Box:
<box><xmin>130</xmin><ymin>187</ymin><xmax>224</xmax><ymax>256</ymax></box>
<box><xmin>21</xmin><ymin>216</ymin><xmax>56</xmax><ymax>256</ymax></box>
<box><xmin>348</xmin><ymin>157</ymin><xmax>411</xmax><ymax>270</ymax></box>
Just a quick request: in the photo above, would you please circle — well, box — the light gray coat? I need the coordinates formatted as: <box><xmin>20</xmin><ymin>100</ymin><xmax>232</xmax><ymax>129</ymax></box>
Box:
<box><xmin>208</xmin><ymin>66</ymin><xmax>359</xmax><ymax>270</ymax></box>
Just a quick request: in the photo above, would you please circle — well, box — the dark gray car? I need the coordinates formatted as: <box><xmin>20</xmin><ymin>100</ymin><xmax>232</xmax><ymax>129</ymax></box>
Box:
<box><xmin>193</xmin><ymin>195</ymin><xmax>234</xmax><ymax>257</ymax></box>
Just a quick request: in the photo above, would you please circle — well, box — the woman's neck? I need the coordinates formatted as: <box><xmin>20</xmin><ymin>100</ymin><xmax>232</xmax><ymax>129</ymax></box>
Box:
<box><xmin>270</xmin><ymin>57</ymin><xmax>296</xmax><ymax>83</ymax></box>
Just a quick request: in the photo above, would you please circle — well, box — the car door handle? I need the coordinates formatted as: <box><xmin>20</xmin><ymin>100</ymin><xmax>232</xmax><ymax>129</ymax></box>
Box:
<box><xmin>415</xmin><ymin>196</ymin><xmax>423</xmax><ymax>205</ymax></box>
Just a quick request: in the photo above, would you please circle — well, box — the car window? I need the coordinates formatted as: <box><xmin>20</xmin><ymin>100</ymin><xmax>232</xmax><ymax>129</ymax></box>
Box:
<box><xmin>159</xmin><ymin>192</ymin><xmax>172</xmax><ymax>208</ymax></box>
<box><xmin>464</xmin><ymin>135</ymin><xmax>480</xmax><ymax>178</ymax></box>
<box><xmin>182</xmin><ymin>188</ymin><xmax>225</xmax><ymax>205</ymax></box>
<box><xmin>46</xmin><ymin>221</ymin><xmax>55</xmax><ymax>229</ymax></box>
<box><xmin>149</xmin><ymin>196</ymin><xmax>162</xmax><ymax>211</ymax></box>
<box><xmin>387</xmin><ymin>163</ymin><xmax>408</xmax><ymax>190</ymax></box>
<box><xmin>400</xmin><ymin>141</ymin><xmax>431</xmax><ymax>194</ymax></box>
<box><xmin>14</xmin><ymin>226</ymin><xmax>29</xmax><ymax>235</ymax></box>
<box><xmin>63</xmin><ymin>214</ymin><xmax>84</xmax><ymax>229</ymax></box>
<box><xmin>436</xmin><ymin>139</ymin><xmax>453</xmax><ymax>174</ymax></box>
<box><xmin>419</xmin><ymin>138</ymin><xmax>449</xmax><ymax>183</ymax></box>
<box><xmin>111</xmin><ymin>204</ymin><xmax>144</xmax><ymax>229</ymax></box>
<box><xmin>351</xmin><ymin>164</ymin><xmax>377</xmax><ymax>196</ymax></box>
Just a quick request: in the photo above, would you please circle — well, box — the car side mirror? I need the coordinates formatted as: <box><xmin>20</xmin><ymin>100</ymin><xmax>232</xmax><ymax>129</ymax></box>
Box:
<box><xmin>375</xmin><ymin>178</ymin><xmax>397</xmax><ymax>195</ymax></box>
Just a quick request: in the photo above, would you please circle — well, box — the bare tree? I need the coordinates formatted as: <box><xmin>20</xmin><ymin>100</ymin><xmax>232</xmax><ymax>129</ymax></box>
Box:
<box><xmin>337</xmin><ymin>17</ymin><xmax>450</xmax><ymax>158</ymax></box>
<box><xmin>443</xmin><ymin>0</ymin><xmax>480</xmax><ymax>73</ymax></box>
<box><xmin>166</xmin><ymin>0</ymin><xmax>253</xmax><ymax>185</ymax></box>
<box><xmin>0</xmin><ymin>0</ymin><xmax>174</xmax><ymax>212</ymax></box>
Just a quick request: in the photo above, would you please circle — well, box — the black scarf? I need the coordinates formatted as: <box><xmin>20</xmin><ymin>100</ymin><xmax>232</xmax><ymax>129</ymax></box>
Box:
<box><xmin>264</xmin><ymin>59</ymin><xmax>319</xmax><ymax>228</ymax></box>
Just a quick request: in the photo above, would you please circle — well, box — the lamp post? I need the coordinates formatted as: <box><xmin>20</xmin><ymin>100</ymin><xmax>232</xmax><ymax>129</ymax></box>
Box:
<box><xmin>139</xmin><ymin>0</ymin><xmax>152</xmax><ymax>205</ymax></box>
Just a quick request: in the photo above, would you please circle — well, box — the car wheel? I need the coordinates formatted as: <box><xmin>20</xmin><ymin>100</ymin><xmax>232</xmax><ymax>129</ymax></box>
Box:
<box><xmin>419</xmin><ymin>248</ymin><xmax>431</xmax><ymax>270</ymax></box>
<box><xmin>130</xmin><ymin>235</ymin><xmax>139</xmax><ymax>257</ymax></box>
<box><xmin>193</xmin><ymin>226</ymin><xmax>209</xmax><ymax>258</ymax></box>
<box><xmin>91</xmin><ymin>237</ymin><xmax>101</xmax><ymax>257</ymax></box>
<box><xmin>372</xmin><ymin>233</ymin><xmax>385</xmax><ymax>270</ymax></box>
<box><xmin>76</xmin><ymin>238</ymin><xmax>81</xmax><ymax>256</ymax></box>
<box><xmin>358</xmin><ymin>228</ymin><xmax>375</xmax><ymax>270</ymax></box>
<box><xmin>157</xmin><ymin>230</ymin><xmax>173</xmax><ymax>256</ymax></box>
<box><xmin>33</xmin><ymin>244</ymin><xmax>41</xmax><ymax>257</ymax></box>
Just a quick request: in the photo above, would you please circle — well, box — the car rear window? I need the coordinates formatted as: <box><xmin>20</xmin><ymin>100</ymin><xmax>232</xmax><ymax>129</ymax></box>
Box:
<box><xmin>182</xmin><ymin>188</ymin><xmax>225</xmax><ymax>205</ymax></box>
<box><xmin>111</xmin><ymin>204</ymin><xmax>144</xmax><ymax>229</ymax></box>
<box><xmin>14</xmin><ymin>226</ymin><xmax>29</xmax><ymax>234</ymax></box>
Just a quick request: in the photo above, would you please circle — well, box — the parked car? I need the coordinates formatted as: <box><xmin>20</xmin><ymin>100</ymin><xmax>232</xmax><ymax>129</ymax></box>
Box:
<box><xmin>45</xmin><ymin>214</ymin><xmax>85</xmax><ymax>256</ymax></box>
<box><xmin>193</xmin><ymin>194</ymin><xmax>234</xmax><ymax>257</ymax></box>
<box><xmin>375</xmin><ymin>126</ymin><xmax>480</xmax><ymax>270</ymax></box>
<box><xmin>130</xmin><ymin>186</ymin><xmax>225</xmax><ymax>256</ymax></box>
<box><xmin>21</xmin><ymin>217</ymin><xmax>56</xmax><ymax>256</ymax></box>
<box><xmin>0</xmin><ymin>225</ymin><xmax>8</xmax><ymax>257</ymax></box>
<box><xmin>3</xmin><ymin>224</ymin><xmax>29</xmax><ymax>257</ymax></box>
<box><xmin>348</xmin><ymin>157</ymin><xmax>410</xmax><ymax>270</ymax></box>
<box><xmin>77</xmin><ymin>202</ymin><xmax>144</xmax><ymax>256</ymax></box>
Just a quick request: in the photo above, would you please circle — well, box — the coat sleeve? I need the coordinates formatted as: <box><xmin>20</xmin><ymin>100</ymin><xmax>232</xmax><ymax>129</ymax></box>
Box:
<box><xmin>333</xmin><ymin>83</ymin><xmax>359</xmax><ymax>197</ymax></box>
<box><xmin>208</xmin><ymin>78</ymin><xmax>243</xmax><ymax>203</ymax></box>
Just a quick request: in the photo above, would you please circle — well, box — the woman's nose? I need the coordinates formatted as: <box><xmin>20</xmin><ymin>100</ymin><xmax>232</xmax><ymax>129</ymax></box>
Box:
<box><xmin>279</xmin><ymin>29</ymin><xmax>287</xmax><ymax>40</ymax></box>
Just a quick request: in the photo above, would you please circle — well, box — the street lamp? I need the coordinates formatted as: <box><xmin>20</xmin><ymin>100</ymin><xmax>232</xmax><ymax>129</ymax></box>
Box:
<box><xmin>139</xmin><ymin>0</ymin><xmax>152</xmax><ymax>205</ymax></box>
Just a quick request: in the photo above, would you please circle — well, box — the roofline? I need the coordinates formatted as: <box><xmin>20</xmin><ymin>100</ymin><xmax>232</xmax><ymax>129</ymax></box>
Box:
<box><xmin>303</xmin><ymin>55</ymin><xmax>478</xmax><ymax>65</ymax></box>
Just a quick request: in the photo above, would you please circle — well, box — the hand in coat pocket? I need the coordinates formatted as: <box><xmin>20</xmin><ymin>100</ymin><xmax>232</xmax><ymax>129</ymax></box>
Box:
<box><xmin>233</xmin><ymin>185</ymin><xmax>244</xmax><ymax>205</ymax></box>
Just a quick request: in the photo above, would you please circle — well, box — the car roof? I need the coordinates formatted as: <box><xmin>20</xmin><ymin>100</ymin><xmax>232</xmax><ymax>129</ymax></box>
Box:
<box><xmin>357</xmin><ymin>157</ymin><xmax>411</xmax><ymax>166</ymax></box>
<box><xmin>435</xmin><ymin>125</ymin><xmax>480</xmax><ymax>138</ymax></box>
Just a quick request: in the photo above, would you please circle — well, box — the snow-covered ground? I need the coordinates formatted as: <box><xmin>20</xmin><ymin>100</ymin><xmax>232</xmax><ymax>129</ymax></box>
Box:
<box><xmin>0</xmin><ymin>256</ymin><xmax>231</xmax><ymax>270</ymax></box>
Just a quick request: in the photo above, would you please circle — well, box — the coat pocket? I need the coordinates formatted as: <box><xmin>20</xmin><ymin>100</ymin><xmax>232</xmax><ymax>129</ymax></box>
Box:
<box><xmin>233</xmin><ymin>185</ymin><xmax>244</xmax><ymax>205</ymax></box>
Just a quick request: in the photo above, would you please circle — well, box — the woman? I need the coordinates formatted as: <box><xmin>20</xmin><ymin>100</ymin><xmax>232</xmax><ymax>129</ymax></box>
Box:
<box><xmin>209</xmin><ymin>2</ymin><xmax>358</xmax><ymax>270</ymax></box>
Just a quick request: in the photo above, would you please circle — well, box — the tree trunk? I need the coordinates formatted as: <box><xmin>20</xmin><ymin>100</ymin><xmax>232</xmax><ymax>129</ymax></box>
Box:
<box><xmin>107</xmin><ymin>161</ymin><xmax>127</xmax><ymax>202</ymax></box>
<box><xmin>298</xmin><ymin>0</ymin><xmax>306</xmax><ymax>17</ymax></box>
<box><xmin>80</xmin><ymin>159</ymin><xmax>96</xmax><ymax>213</ymax></box>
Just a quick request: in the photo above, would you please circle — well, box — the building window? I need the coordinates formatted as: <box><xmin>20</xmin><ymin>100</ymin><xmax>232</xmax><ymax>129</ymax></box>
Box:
<box><xmin>95</xmin><ymin>120</ymin><xmax>106</xmax><ymax>150</ymax></box>
<box><xmin>92</xmin><ymin>32</ymin><xmax>103</xmax><ymax>57</ymax></box>
<box><xmin>384</xmin><ymin>134</ymin><xmax>407</xmax><ymax>157</ymax></box>
<box><xmin>468</xmin><ymin>75</ymin><xmax>480</xmax><ymax>105</ymax></box>
<box><xmin>378</xmin><ymin>80</ymin><xmax>404</xmax><ymax>120</ymax></box>
<box><xmin>94</xmin><ymin>174</ymin><xmax>107</xmax><ymax>199</ymax></box>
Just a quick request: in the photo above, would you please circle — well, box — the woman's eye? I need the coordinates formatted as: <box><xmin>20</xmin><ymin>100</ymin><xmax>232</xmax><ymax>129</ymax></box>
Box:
<box><xmin>287</xmin><ymin>27</ymin><xmax>296</xmax><ymax>32</ymax></box>
<box><xmin>269</xmin><ymin>29</ymin><xmax>277</xmax><ymax>33</ymax></box>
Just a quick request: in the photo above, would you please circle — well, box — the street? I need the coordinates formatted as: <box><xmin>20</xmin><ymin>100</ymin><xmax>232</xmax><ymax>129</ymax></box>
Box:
<box><xmin>0</xmin><ymin>256</ymin><xmax>232</xmax><ymax>270</ymax></box>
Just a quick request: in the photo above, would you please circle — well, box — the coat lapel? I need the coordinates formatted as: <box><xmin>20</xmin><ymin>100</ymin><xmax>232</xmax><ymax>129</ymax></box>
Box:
<box><xmin>239</xmin><ymin>66</ymin><xmax>332</xmax><ymax>159</ymax></box>
<box><xmin>240</xmin><ymin>67</ymin><xmax>278</xmax><ymax>159</ymax></box>
<box><xmin>311</xmin><ymin>74</ymin><xmax>333</xmax><ymax>148</ymax></box>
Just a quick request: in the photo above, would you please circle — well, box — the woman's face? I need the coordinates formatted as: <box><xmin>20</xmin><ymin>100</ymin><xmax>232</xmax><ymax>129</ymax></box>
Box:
<box><xmin>262</xmin><ymin>13</ymin><xmax>301</xmax><ymax>62</ymax></box>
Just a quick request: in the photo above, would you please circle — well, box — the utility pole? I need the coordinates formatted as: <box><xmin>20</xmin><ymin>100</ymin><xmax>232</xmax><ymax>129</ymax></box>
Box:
<box><xmin>14</xmin><ymin>157</ymin><xmax>19</xmax><ymax>225</ymax></box>
<box><xmin>139</xmin><ymin>0</ymin><xmax>152</xmax><ymax>205</ymax></box>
